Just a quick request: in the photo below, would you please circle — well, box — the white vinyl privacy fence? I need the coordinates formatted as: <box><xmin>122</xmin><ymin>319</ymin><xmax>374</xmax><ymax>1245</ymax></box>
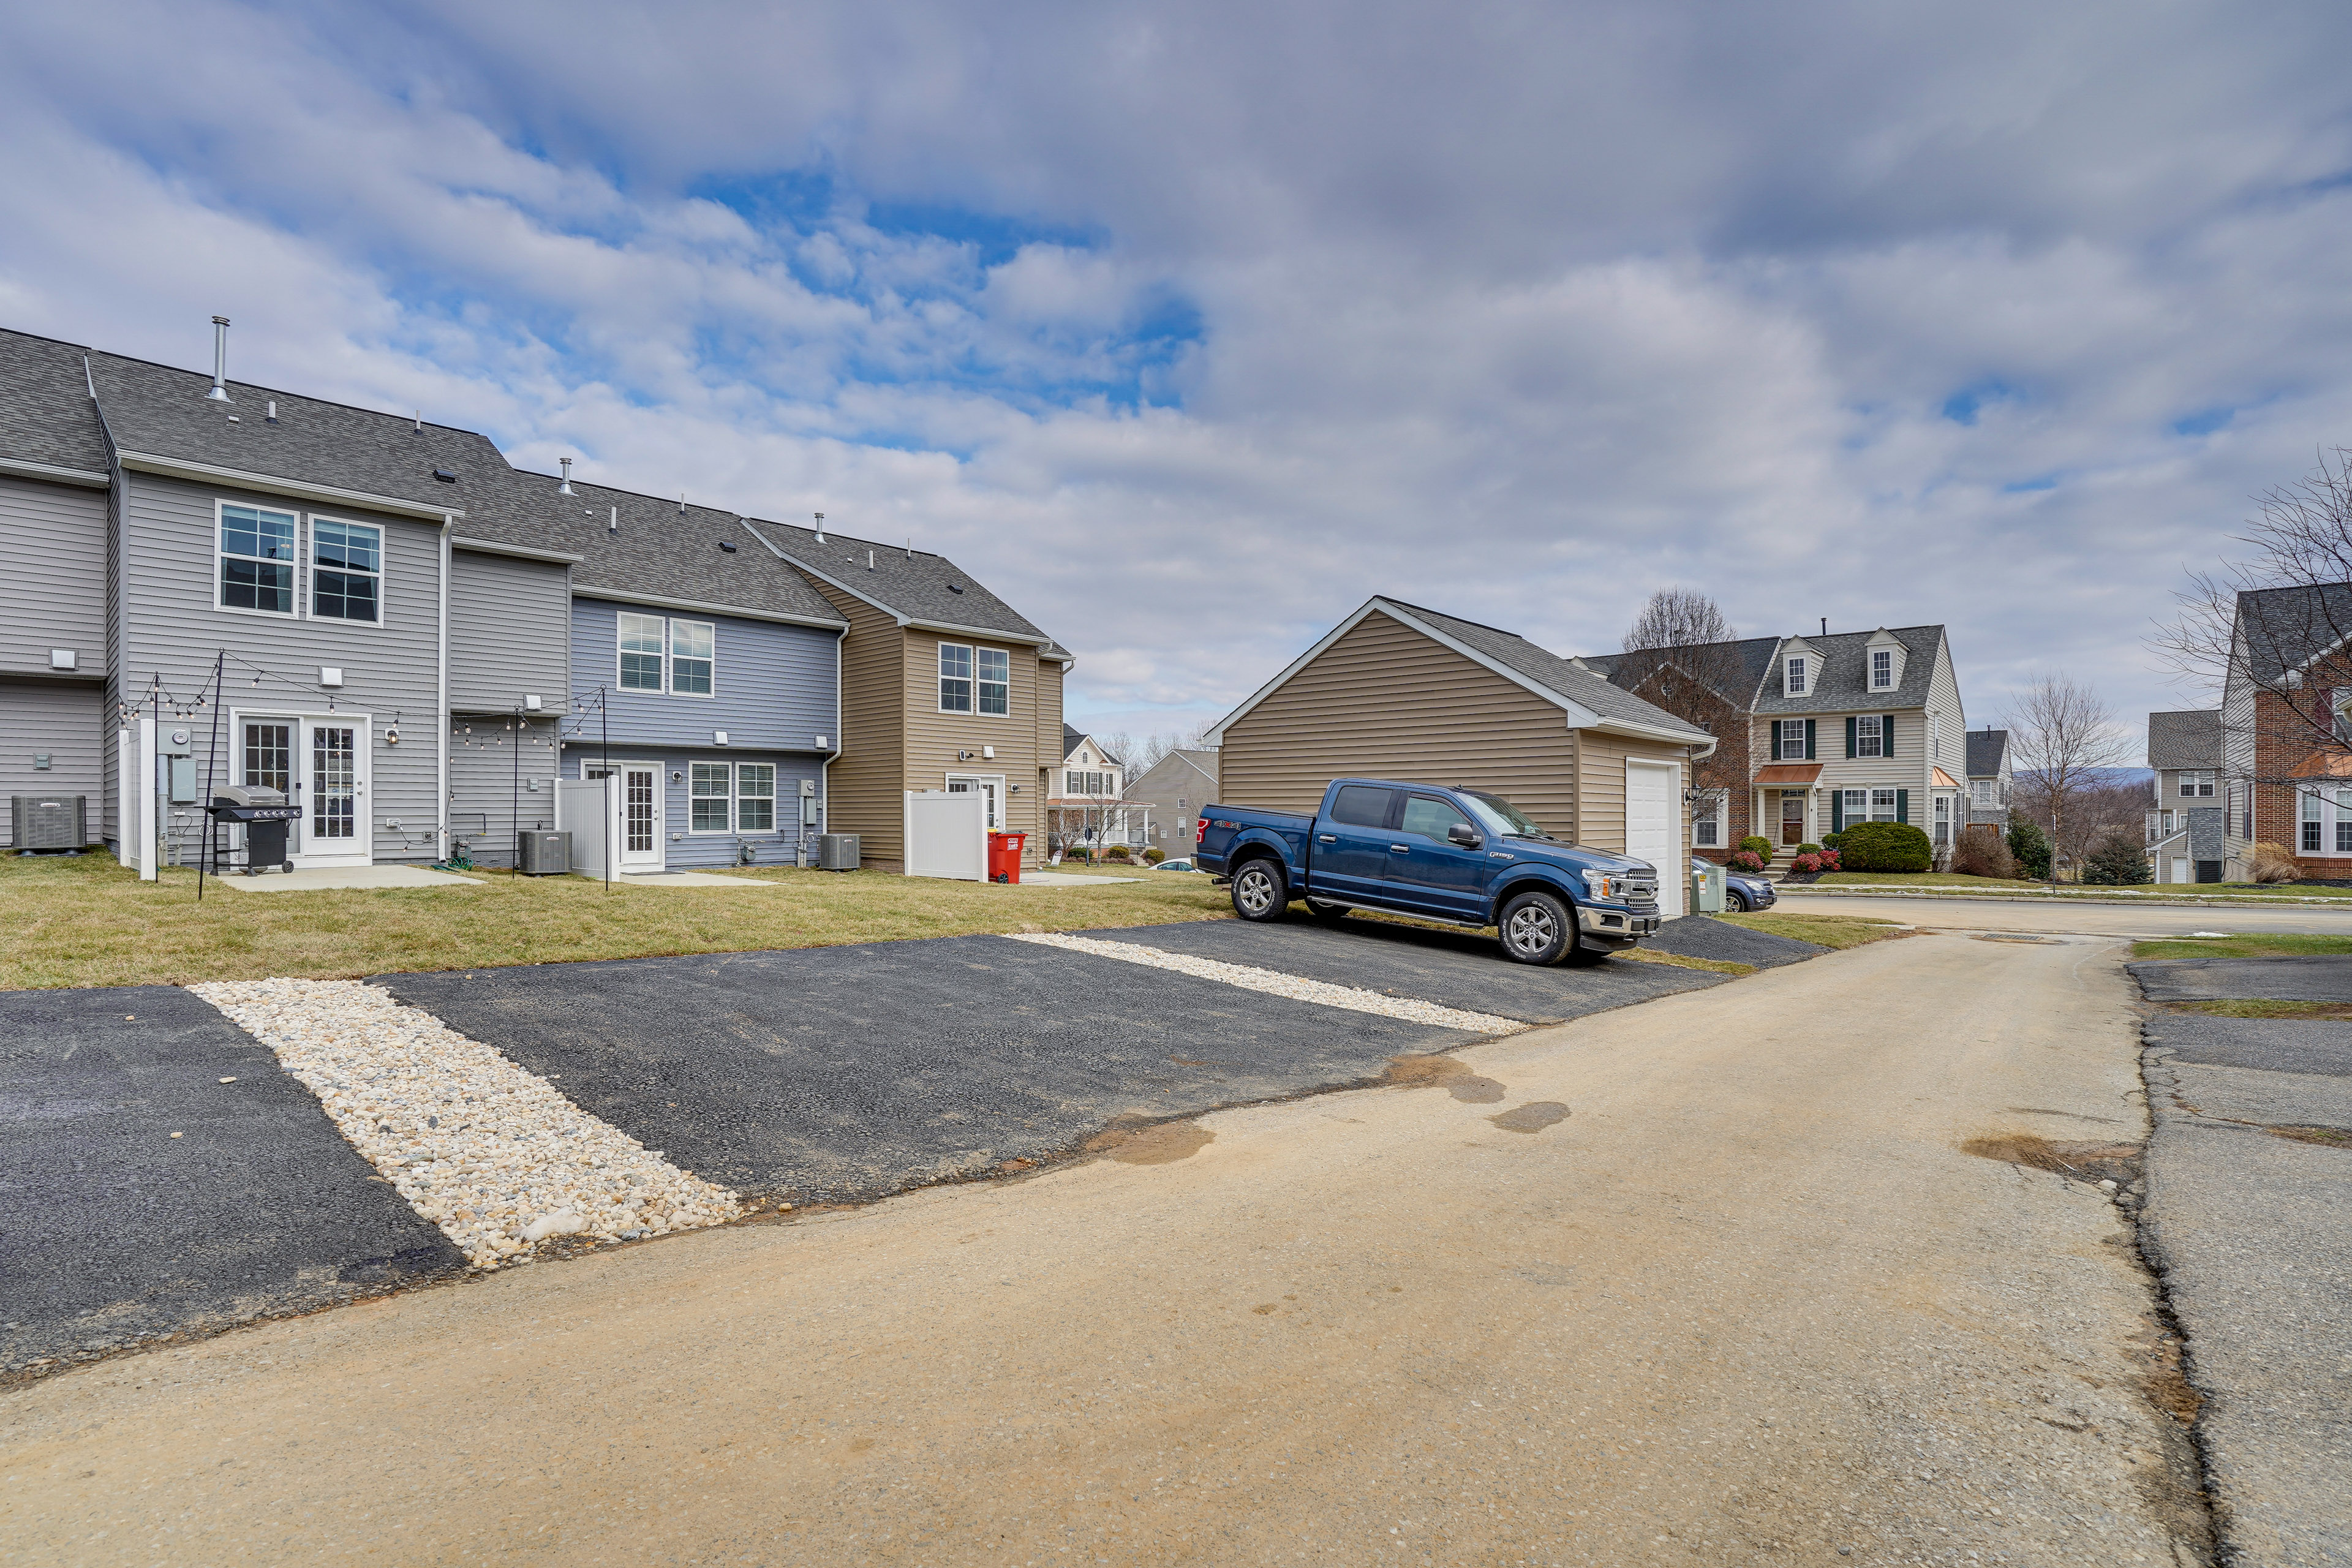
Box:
<box><xmin>904</xmin><ymin>789</ymin><xmax>986</xmax><ymax>881</ymax></box>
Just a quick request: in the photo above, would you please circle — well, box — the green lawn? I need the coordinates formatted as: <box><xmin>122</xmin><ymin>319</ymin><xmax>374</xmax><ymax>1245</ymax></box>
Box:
<box><xmin>0</xmin><ymin>853</ymin><xmax>1230</xmax><ymax>990</ymax></box>
<box><xmin>2130</xmin><ymin>933</ymin><xmax>2352</xmax><ymax>961</ymax></box>
<box><xmin>1812</xmin><ymin>872</ymin><xmax>2352</xmax><ymax>900</ymax></box>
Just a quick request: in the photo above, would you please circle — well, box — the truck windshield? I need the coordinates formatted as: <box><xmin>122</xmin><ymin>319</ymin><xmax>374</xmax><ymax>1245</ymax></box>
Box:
<box><xmin>1460</xmin><ymin>792</ymin><xmax>1552</xmax><ymax>840</ymax></box>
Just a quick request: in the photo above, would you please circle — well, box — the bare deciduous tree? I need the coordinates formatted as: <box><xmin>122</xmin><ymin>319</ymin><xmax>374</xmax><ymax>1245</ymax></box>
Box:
<box><xmin>1615</xmin><ymin>587</ymin><xmax>1749</xmax><ymax>796</ymax></box>
<box><xmin>2004</xmin><ymin>673</ymin><xmax>2132</xmax><ymax>878</ymax></box>
<box><xmin>2153</xmin><ymin>447</ymin><xmax>2352</xmax><ymax>782</ymax></box>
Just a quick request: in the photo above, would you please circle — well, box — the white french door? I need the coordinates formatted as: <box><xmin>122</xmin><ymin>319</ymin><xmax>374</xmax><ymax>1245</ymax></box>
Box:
<box><xmin>587</xmin><ymin>763</ymin><xmax>666</xmax><ymax>870</ymax></box>
<box><xmin>237</xmin><ymin>711</ymin><xmax>372</xmax><ymax>867</ymax></box>
<box><xmin>946</xmin><ymin>773</ymin><xmax>1006</xmax><ymax>831</ymax></box>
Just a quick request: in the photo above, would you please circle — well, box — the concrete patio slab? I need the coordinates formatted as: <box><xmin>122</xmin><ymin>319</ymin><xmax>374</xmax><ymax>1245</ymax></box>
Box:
<box><xmin>209</xmin><ymin>865</ymin><xmax>483</xmax><ymax>892</ymax></box>
<box><xmin>604</xmin><ymin>870</ymin><xmax>775</xmax><ymax>888</ymax></box>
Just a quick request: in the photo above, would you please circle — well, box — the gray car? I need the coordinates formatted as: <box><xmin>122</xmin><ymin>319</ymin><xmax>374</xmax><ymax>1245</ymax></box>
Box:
<box><xmin>1721</xmin><ymin>870</ymin><xmax>1776</xmax><ymax>913</ymax></box>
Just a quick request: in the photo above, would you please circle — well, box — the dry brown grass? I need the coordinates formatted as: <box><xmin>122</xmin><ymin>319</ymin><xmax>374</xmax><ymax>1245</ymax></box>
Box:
<box><xmin>0</xmin><ymin>854</ymin><xmax>1229</xmax><ymax>990</ymax></box>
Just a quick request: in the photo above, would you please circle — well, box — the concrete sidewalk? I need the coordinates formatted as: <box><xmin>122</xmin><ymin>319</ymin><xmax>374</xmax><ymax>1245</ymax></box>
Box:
<box><xmin>2132</xmin><ymin>960</ymin><xmax>2352</xmax><ymax>1566</ymax></box>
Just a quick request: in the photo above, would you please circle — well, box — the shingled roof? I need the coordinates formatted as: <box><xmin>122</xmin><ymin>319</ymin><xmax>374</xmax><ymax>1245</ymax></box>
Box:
<box><xmin>2147</xmin><ymin>710</ymin><xmax>2221</xmax><ymax>771</ymax></box>
<box><xmin>0</xmin><ymin>330</ymin><xmax>111</xmax><ymax>478</ymax></box>
<box><xmin>1965</xmin><ymin>728</ymin><xmax>2010</xmax><ymax>778</ymax></box>
<box><xmin>458</xmin><ymin>470</ymin><xmax>845</xmax><ymax>628</ymax></box>
<box><xmin>748</xmin><ymin>518</ymin><xmax>1057</xmax><ymax>648</ymax></box>
<box><xmin>1576</xmin><ymin>635</ymin><xmax>1783</xmax><ymax>707</ymax></box>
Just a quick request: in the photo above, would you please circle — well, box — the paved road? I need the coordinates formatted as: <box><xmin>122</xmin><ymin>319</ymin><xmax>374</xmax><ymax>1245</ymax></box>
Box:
<box><xmin>1</xmin><ymin>930</ymin><xmax>2215</xmax><ymax>1566</ymax></box>
<box><xmin>0</xmin><ymin>987</ymin><xmax>462</xmax><ymax>1374</ymax></box>
<box><xmin>1777</xmin><ymin>889</ymin><xmax>2352</xmax><ymax>937</ymax></box>
<box><xmin>2132</xmin><ymin>959</ymin><xmax>2352</xmax><ymax>1566</ymax></box>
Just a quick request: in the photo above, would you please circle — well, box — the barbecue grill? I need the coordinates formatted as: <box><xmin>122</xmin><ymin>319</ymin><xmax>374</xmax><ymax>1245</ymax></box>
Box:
<box><xmin>208</xmin><ymin>785</ymin><xmax>301</xmax><ymax>874</ymax></box>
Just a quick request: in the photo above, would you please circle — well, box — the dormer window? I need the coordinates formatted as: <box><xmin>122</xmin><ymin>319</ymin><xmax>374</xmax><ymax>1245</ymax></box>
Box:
<box><xmin>1871</xmin><ymin>649</ymin><xmax>1893</xmax><ymax>690</ymax></box>
<box><xmin>1785</xmin><ymin>656</ymin><xmax>1807</xmax><ymax>695</ymax></box>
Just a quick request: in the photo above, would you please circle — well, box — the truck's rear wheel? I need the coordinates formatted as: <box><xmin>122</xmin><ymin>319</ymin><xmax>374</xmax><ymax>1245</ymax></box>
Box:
<box><xmin>1231</xmin><ymin>858</ymin><xmax>1289</xmax><ymax>921</ymax></box>
<box><xmin>1306</xmin><ymin>899</ymin><xmax>1351</xmax><ymax>923</ymax></box>
<box><xmin>1497</xmin><ymin>889</ymin><xmax>1574</xmax><ymax>965</ymax></box>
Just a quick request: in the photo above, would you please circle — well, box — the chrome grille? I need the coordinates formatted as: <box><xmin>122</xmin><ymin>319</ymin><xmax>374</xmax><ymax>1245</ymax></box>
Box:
<box><xmin>1624</xmin><ymin>878</ymin><xmax>1659</xmax><ymax>907</ymax></box>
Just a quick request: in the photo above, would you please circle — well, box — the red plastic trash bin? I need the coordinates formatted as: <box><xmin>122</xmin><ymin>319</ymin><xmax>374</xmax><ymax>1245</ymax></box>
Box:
<box><xmin>987</xmin><ymin>831</ymin><xmax>1027</xmax><ymax>883</ymax></box>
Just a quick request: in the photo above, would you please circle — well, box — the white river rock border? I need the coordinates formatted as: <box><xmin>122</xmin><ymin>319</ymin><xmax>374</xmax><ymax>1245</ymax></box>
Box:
<box><xmin>1000</xmin><ymin>932</ymin><xmax>1521</xmax><ymax>1035</ymax></box>
<box><xmin>189</xmin><ymin>979</ymin><xmax>738</xmax><ymax>1269</ymax></box>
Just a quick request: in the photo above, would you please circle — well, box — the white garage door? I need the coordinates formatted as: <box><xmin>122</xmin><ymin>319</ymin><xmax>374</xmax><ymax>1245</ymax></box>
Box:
<box><xmin>1625</xmin><ymin>759</ymin><xmax>1684</xmax><ymax>919</ymax></box>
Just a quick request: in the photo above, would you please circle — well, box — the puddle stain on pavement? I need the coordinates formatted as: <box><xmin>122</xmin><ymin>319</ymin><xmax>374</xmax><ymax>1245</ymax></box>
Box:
<box><xmin>1083</xmin><ymin>1119</ymin><xmax>1215</xmax><ymax>1165</ymax></box>
<box><xmin>1488</xmin><ymin>1102</ymin><xmax>1570</xmax><ymax>1134</ymax></box>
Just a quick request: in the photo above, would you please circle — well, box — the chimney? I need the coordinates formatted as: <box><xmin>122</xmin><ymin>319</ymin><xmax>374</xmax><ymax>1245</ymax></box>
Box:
<box><xmin>559</xmin><ymin>458</ymin><xmax>575</xmax><ymax>496</ymax></box>
<box><xmin>206</xmin><ymin>316</ymin><xmax>231</xmax><ymax>402</ymax></box>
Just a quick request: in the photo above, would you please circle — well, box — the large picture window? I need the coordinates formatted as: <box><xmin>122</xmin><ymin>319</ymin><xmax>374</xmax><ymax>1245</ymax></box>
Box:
<box><xmin>619</xmin><ymin>614</ymin><xmax>666</xmax><ymax>691</ymax></box>
<box><xmin>220</xmin><ymin>503</ymin><xmax>297</xmax><ymax>614</ymax></box>
<box><xmin>311</xmin><ymin>518</ymin><xmax>381</xmax><ymax>622</ymax></box>
<box><xmin>938</xmin><ymin>643</ymin><xmax>974</xmax><ymax>712</ymax></box>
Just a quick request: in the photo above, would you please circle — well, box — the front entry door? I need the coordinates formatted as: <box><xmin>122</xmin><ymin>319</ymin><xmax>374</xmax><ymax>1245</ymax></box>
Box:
<box><xmin>1781</xmin><ymin>793</ymin><xmax>1806</xmax><ymax>846</ymax></box>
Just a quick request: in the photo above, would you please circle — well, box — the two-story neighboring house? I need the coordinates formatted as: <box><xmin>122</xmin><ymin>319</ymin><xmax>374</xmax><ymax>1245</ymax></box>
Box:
<box><xmin>750</xmin><ymin>519</ymin><xmax>1072</xmax><ymax>872</ymax></box>
<box><xmin>454</xmin><ymin>472</ymin><xmax>847</xmax><ymax>872</ymax></box>
<box><xmin>1965</xmin><ymin>728</ymin><xmax>2012</xmax><ymax>831</ymax></box>
<box><xmin>1586</xmin><ymin>624</ymin><xmax>1969</xmax><ymax>869</ymax></box>
<box><xmin>1126</xmin><ymin>746</ymin><xmax>1220</xmax><ymax>858</ymax></box>
<box><xmin>1047</xmin><ymin>726</ymin><xmax>1145</xmax><ymax>852</ymax></box>
<box><xmin>0</xmin><ymin>323</ymin><xmax>854</xmax><ymax>876</ymax></box>
<box><xmin>2144</xmin><ymin>709</ymin><xmax>2224</xmax><ymax>884</ymax></box>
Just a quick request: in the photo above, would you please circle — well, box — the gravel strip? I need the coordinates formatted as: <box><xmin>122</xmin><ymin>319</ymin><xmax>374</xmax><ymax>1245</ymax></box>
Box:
<box><xmin>189</xmin><ymin>979</ymin><xmax>739</xmax><ymax>1269</ymax></box>
<box><xmin>1003</xmin><ymin>932</ymin><xmax>1522</xmax><ymax>1035</ymax></box>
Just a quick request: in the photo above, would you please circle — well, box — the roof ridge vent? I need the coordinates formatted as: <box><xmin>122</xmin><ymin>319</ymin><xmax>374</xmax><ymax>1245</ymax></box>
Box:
<box><xmin>559</xmin><ymin>458</ymin><xmax>575</xmax><ymax>496</ymax></box>
<box><xmin>206</xmin><ymin>316</ymin><xmax>231</xmax><ymax>402</ymax></box>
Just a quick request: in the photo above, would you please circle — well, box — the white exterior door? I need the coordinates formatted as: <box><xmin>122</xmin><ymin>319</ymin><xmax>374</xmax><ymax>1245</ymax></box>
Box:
<box><xmin>946</xmin><ymin>773</ymin><xmax>1006</xmax><ymax>831</ymax></box>
<box><xmin>238</xmin><ymin>712</ymin><xmax>371</xmax><ymax>867</ymax></box>
<box><xmin>2172</xmin><ymin>856</ymin><xmax>2190</xmax><ymax>884</ymax></box>
<box><xmin>587</xmin><ymin>764</ymin><xmax>666</xmax><ymax>871</ymax></box>
<box><xmin>1625</xmin><ymin>758</ymin><xmax>1685</xmax><ymax>919</ymax></box>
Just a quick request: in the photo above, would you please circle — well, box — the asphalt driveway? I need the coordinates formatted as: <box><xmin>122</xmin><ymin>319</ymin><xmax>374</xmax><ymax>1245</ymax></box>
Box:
<box><xmin>0</xmin><ymin>986</ymin><xmax>463</xmax><ymax>1375</ymax></box>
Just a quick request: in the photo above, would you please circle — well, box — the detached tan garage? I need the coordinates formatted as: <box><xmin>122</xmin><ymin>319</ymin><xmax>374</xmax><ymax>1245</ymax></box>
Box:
<box><xmin>1205</xmin><ymin>597</ymin><xmax>1715</xmax><ymax>916</ymax></box>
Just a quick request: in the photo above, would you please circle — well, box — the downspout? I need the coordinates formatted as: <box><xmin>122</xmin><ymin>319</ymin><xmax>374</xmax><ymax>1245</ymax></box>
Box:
<box><xmin>819</xmin><ymin>625</ymin><xmax>843</xmax><ymax>864</ymax></box>
<box><xmin>437</xmin><ymin>516</ymin><xmax>452</xmax><ymax>862</ymax></box>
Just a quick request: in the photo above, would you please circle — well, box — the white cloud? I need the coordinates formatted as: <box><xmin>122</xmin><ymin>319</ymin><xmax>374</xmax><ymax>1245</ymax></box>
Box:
<box><xmin>5</xmin><ymin>0</ymin><xmax>2352</xmax><ymax>747</ymax></box>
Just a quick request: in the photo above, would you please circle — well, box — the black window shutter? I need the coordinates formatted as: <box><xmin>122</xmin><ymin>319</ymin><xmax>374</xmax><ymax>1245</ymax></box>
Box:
<box><xmin>1845</xmin><ymin>717</ymin><xmax>1857</xmax><ymax>758</ymax></box>
<box><xmin>1805</xmin><ymin>719</ymin><xmax>1817</xmax><ymax>760</ymax></box>
<box><xmin>1832</xmin><ymin>792</ymin><xmax>1845</xmax><ymax>832</ymax></box>
<box><xmin>1772</xmin><ymin>725</ymin><xmax>1784</xmax><ymax>761</ymax></box>
<box><xmin>1896</xmin><ymin>788</ymin><xmax>1910</xmax><ymax>824</ymax></box>
<box><xmin>1884</xmin><ymin>715</ymin><xmax>1897</xmax><ymax>757</ymax></box>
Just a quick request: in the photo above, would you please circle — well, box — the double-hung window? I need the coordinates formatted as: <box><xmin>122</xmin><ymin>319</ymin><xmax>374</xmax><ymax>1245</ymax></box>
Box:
<box><xmin>690</xmin><ymin>763</ymin><xmax>778</xmax><ymax>833</ymax></box>
<box><xmin>2337</xmin><ymin>791</ymin><xmax>2352</xmax><ymax>854</ymax></box>
<box><xmin>617</xmin><ymin>614</ymin><xmax>715</xmax><ymax>695</ymax></box>
<box><xmin>220</xmin><ymin>503</ymin><xmax>298</xmax><ymax>614</ymax></box>
<box><xmin>1065</xmin><ymin>769</ymin><xmax>1114</xmax><ymax>796</ymax></box>
<box><xmin>2179</xmin><ymin>770</ymin><xmax>2215</xmax><ymax>798</ymax></box>
<box><xmin>1777</xmin><ymin>718</ymin><xmax>1807</xmax><ymax>759</ymax></box>
<box><xmin>1869</xmin><ymin>788</ymin><xmax>1898</xmax><ymax>822</ymax></box>
<box><xmin>2304</xmin><ymin>791</ymin><xmax>2325</xmax><ymax>853</ymax></box>
<box><xmin>1785</xmin><ymin>657</ymin><xmax>1807</xmax><ymax>695</ymax></box>
<box><xmin>1692</xmin><ymin>793</ymin><xmax>1724</xmax><ymax>848</ymax></box>
<box><xmin>978</xmin><ymin>648</ymin><xmax>1009</xmax><ymax>715</ymax></box>
<box><xmin>1842</xmin><ymin>788</ymin><xmax>1868</xmax><ymax>824</ymax></box>
<box><xmin>1856</xmin><ymin>715</ymin><xmax>1883</xmax><ymax>758</ymax></box>
<box><xmin>938</xmin><ymin>643</ymin><xmax>974</xmax><ymax>712</ymax></box>
<box><xmin>619</xmin><ymin>614</ymin><xmax>666</xmax><ymax>691</ymax></box>
<box><xmin>311</xmin><ymin>518</ymin><xmax>381</xmax><ymax>622</ymax></box>
<box><xmin>1871</xmin><ymin>649</ymin><xmax>1893</xmax><ymax>690</ymax></box>
<box><xmin>1971</xmin><ymin>780</ymin><xmax>1996</xmax><ymax>808</ymax></box>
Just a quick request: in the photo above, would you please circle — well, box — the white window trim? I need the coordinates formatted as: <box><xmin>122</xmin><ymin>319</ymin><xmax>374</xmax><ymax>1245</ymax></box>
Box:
<box><xmin>734</xmin><ymin>762</ymin><xmax>778</xmax><ymax>835</ymax></box>
<box><xmin>1856</xmin><ymin>714</ymin><xmax>1884</xmax><ymax>758</ymax></box>
<box><xmin>1870</xmin><ymin>649</ymin><xmax>1894</xmax><ymax>691</ymax></box>
<box><xmin>1784</xmin><ymin>656</ymin><xmax>1808</xmax><ymax>696</ymax></box>
<box><xmin>1777</xmin><ymin>718</ymin><xmax>1807</xmax><ymax>759</ymax></box>
<box><xmin>945</xmin><ymin>772</ymin><xmax>1007</xmax><ymax>831</ymax></box>
<box><xmin>306</xmin><ymin>513</ymin><xmax>386</xmax><ymax>627</ymax></box>
<box><xmin>687</xmin><ymin>761</ymin><xmax>736</xmax><ymax>834</ymax></box>
<box><xmin>214</xmin><ymin>499</ymin><xmax>303</xmax><ymax>620</ymax></box>
<box><xmin>976</xmin><ymin>645</ymin><xmax>1011</xmax><ymax>718</ymax></box>
<box><xmin>1691</xmin><ymin>789</ymin><xmax>1727</xmax><ymax>849</ymax></box>
<box><xmin>938</xmin><ymin>641</ymin><xmax>974</xmax><ymax>715</ymax></box>
<box><xmin>614</xmin><ymin>612</ymin><xmax>717</xmax><ymax>698</ymax></box>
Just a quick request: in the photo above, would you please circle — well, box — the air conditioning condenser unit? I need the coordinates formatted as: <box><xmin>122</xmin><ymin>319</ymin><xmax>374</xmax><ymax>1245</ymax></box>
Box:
<box><xmin>12</xmin><ymin>794</ymin><xmax>85</xmax><ymax>851</ymax></box>
<box><xmin>816</xmin><ymin>833</ymin><xmax>861</xmax><ymax>871</ymax></box>
<box><xmin>516</xmin><ymin>830</ymin><xmax>571</xmax><ymax>875</ymax></box>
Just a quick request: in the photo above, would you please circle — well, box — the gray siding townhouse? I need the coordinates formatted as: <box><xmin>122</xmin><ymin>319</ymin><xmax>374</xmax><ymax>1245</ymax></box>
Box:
<box><xmin>0</xmin><ymin>323</ymin><xmax>853</xmax><ymax>875</ymax></box>
<box><xmin>2145</xmin><ymin>708</ymin><xmax>2225</xmax><ymax>884</ymax></box>
<box><xmin>1965</xmin><ymin>728</ymin><xmax>2011</xmax><ymax>830</ymax></box>
<box><xmin>1125</xmin><ymin>746</ymin><xmax>1221</xmax><ymax>858</ymax></box>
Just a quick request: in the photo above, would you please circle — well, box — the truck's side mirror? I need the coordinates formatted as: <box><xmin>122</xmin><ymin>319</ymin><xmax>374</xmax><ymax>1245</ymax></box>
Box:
<box><xmin>1447</xmin><ymin>823</ymin><xmax>1482</xmax><ymax>848</ymax></box>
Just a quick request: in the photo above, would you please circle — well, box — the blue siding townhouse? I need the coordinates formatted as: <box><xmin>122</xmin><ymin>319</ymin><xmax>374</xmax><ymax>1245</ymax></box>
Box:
<box><xmin>0</xmin><ymin>322</ymin><xmax>871</xmax><ymax>873</ymax></box>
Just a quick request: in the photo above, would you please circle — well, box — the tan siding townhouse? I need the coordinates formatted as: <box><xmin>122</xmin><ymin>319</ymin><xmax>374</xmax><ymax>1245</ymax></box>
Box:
<box><xmin>747</xmin><ymin>519</ymin><xmax>1070</xmax><ymax>871</ymax></box>
<box><xmin>1207</xmin><ymin>598</ymin><xmax>1715</xmax><ymax>914</ymax></box>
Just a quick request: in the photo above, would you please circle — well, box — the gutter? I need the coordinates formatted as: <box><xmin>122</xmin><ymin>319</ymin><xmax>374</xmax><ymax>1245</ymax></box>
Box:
<box><xmin>570</xmin><ymin>583</ymin><xmax>846</xmax><ymax>632</ymax></box>
<box><xmin>0</xmin><ymin>456</ymin><xmax>110</xmax><ymax>488</ymax></box>
<box><xmin>450</xmin><ymin>535</ymin><xmax>584</xmax><ymax>565</ymax></box>
<box><xmin>115</xmin><ymin>450</ymin><xmax>464</xmax><ymax>522</ymax></box>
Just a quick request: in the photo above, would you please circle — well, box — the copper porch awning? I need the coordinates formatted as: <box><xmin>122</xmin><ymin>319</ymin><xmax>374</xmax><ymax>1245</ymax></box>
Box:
<box><xmin>1752</xmin><ymin>764</ymin><xmax>1823</xmax><ymax>786</ymax></box>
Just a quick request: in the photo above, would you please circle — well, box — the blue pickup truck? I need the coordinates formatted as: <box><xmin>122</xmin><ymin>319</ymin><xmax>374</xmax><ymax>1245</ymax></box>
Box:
<box><xmin>1194</xmin><ymin>778</ymin><xmax>1663</xmax><ymax>965</ymax></box>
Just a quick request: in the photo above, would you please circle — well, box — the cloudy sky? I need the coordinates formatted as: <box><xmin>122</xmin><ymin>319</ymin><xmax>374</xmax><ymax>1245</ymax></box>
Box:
<box><xmin>6</xmin><ymin>1</ymin><xmax>2350</xmax><ymax>748</ymax></box>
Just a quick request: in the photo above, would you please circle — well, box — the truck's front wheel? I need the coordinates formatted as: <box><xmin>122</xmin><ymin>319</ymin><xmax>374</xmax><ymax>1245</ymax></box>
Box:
<box><xmin>1231</xmin><ymin>858</ymin><xmax>1289</xmax><ymax>921</ymax></box>
<box><xmin>1497</xmin><ymin>889</ymin><xmax>1574</xmax><ymax>965</ymax></box>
